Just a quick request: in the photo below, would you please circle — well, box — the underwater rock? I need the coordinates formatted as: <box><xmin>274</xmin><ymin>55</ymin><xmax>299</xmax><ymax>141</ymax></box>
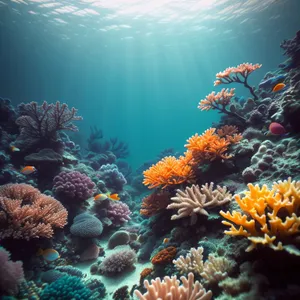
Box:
<box><xmin>108</xmin><ymin>230</ymin><xmax>131</xmax><ymax>249</ymax></box>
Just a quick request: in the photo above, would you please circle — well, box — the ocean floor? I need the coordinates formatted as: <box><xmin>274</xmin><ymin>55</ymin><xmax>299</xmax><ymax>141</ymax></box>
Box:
<box><xmin>75</xmin><ymin>238</ymin><xmax>152</xmax><ymax>299</ymax></box>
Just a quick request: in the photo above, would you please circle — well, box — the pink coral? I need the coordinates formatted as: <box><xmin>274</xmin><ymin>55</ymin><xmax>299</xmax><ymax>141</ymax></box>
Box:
<box><xmin>107</xmin><ymin>201</ymin><xmax>131</xmax><ymax>226</ymax></box>
<box><xmin>214</xmin><ymin>63</ymin><xmax>262</xmax><ymax>100</ymax></box>
<box><xmin>0</xmin><ymin>184</ymin><xmax>68</xmax><ymax>240</ymax></box>
<box><xmin>0</xmin><ymin>247</ymin><xmax>24</xmax><ymax>295</ymax></box>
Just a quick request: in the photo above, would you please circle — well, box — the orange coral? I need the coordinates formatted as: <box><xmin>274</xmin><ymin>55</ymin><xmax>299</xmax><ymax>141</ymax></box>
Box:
<box><xmin>151</xmin><ymin>247</ymin><xmax>177</xmax><ymax>265</ymax></box>
<box><xmin>140</xmin><ymin>268</ymin><xmax>153</xmax><ymax>280</ymax></box>
<box><xmin>0</xmin><ymin>184</ymin><xmax>68</xmax><ymax>240</ymax></box>
<box><xmin>217</xmin><ymin>125</ymin><xmax>243</xmax><ymax>144</ymax></box>
<box><xmin>140</xmin><ymin>191</ymin><xmax>171</xmax><ymax>217</ymax></box>
<box><xmin>214</xmin><ymin>63</ymin><xmax>261</xmax><ymax>100</ymax></box>
<box><xmin>220</xmin><ymin>178</ymin><xmax>300</xmax><ymax>255</ymax></box>
<box><xmin>185</xmin><ymin>128</ymin><xmax>239</xmax><ymax>162</ymax></box>
<box><xmin>143</xmin><ymin>153</ymin><xmax>194</xmax><ymax>189</ymax></box>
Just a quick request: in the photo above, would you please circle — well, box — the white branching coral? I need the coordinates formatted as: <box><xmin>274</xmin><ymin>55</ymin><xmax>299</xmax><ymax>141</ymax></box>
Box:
<box><xmin>134</xmin><ymin>272</ymin><xmax>212</xmax><ymax>300</ymax></box>
<box><xmin>173</xmin><ymin>247</ymin><xmax>204</xmax><ymax>275</ymax></box>
<box><xmin>200</xmin><ymin>254</ymin><xmax>235</xmax><ymax>285</ymax></box>
<box><xmin>167</xmin><ymin>183</ymin><xmax>232</xmax><ymax>225</ymax></box>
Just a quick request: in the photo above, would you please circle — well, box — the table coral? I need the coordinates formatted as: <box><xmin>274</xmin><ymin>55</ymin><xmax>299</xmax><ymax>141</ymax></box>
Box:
<box><xmin>167</xmin><ymin>183</ymin><xmax>232</xmax><ymax>225</ymax></box>
<box><xmin>220</xmin><ymin>177</ymin><xmax>300</xmax><ymax>255</ymax></box>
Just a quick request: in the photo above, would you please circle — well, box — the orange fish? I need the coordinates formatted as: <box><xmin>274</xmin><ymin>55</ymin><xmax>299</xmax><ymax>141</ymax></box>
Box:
<box><xmin>272</xmin><ymin>83</ymin><xmax>286</xmax><ymax>92</ymax></box>
<box><xmin>10</xmin><ymin>145</ymin><xmax>20</xmax><ymax>152</ymax></box>
<box><xmin>94</xmin><ymin>194</ymin><xmax>108</xmax><ymax>201</ymax></box>
<box><xmin>109</xmin><ymin>193</ymin><xmax>120</xmax><ymax>201</ymax></box>
<box><xmin>163</xmin><ymin>238</ymin><xmax>169</xmax><ymax>244</ymax></box>
<box><xmin>37</xmin><ymin>248</ymin><xmax>60</xmax><ymax>262</ymax></box>
<box><xmin>20</xmin><ymin>166</ymin><xmax>36</xmax><ymax>175</ymax></box>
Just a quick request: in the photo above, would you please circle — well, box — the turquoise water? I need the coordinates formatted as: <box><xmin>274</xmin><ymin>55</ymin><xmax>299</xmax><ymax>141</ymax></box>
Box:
<box><xmin>1</xmin><ymin>0</ymin><xmax>300</xmax><ymax>167</ymax></box>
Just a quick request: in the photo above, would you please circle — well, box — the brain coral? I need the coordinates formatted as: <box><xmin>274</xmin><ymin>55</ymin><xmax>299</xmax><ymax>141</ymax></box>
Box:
<box><xmin>53</xmin><ymin>171</ymin><xmax>95</xmax><ymax>202</ymax></box>
<box><xmin>70</xmin><ymin>213</ymin><xmax>103</xmax><ymax>238</ymax></box>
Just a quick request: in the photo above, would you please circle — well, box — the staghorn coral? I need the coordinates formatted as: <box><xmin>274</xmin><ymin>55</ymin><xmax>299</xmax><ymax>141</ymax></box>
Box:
<box><xmin>198</xmin><ymin>89</ymin><xmax>245</xmax><ymax>123</ymax></box>
<box><xmin>200</xmin><ymin>254</ymin><xmax>235</xmax><ymax>286</ymax></box>
<box><xmin>15</xmin><ymin>101</ymin><xmax>82</xmax><ymax>149</ymax></box>
<box><xmin>134</xmin><ymin>272</ymin><xmax>212</xmax><ymax>300</ymax></box>
<box><xmin>140</xmin><ymin>191</ymin><xmax>171</xmax><ymax>217</ymax></box>
<box><xmin>143</xmin><ymin>153</ymin><xmax>194</xmax><ymax>189</ymax></box>
<box><xmin>214</xmin><ymin>63</ymin><xmax>262</xmax><ymax>99</ymax></box>
<box><xmin>185</xmin><ymin>128</ymin><xmax>242</xmax><ymax>163</ymax></box>
<box><xmin>167</xmin><ymin>183</ymin><xmax>232</xmax><ymax>225</ymax></box>
<box><xmin>0</xmin><ymin>184</ymin><xmax>67</xmax><ymax>240</ymax></box>
<box><xmin>220</xmin><ymin>177</ymin><xmax>300</xmax><ymax>255</ymax></box>
<box><xmin>173</xmin><ymin>247</ymin><xmax>204</xmax><ymax>275</ymax></box>
<box><xmin>151</xmin><ymin>246</ymin><xmax>177</xmax><ymax>265</ymax></box>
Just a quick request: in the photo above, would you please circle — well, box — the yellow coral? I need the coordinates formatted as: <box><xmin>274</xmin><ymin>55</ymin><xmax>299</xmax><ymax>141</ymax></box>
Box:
<box><xmin>220</xmin><ymin>178</ymin><xmax>300</xmax><ymax>255</ymax></box>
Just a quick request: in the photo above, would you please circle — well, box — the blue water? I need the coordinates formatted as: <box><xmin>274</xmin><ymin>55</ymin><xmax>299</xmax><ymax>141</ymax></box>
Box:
<box><xmin>1</xmin><ymin>0</ymin><xmax>300</xmax><ymax>168</ymax></box>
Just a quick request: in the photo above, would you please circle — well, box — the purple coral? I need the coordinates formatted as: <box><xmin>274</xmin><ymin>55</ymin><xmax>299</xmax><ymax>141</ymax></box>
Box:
<box><xmin>15</xmin><ymin>101</ymin><xmax>82</xmax><ymax>148</ymax></box>
<box><xmin>107</xmin><ymin>201</ymin><xmax>131</xmax><ymax>226</ymax></box>
<box><xmin>99</xmin><ymin>249</ymin><xmax>136</xmax><ymax>275</ymax></box>
<box><xmin>98</xmin><ymin>164</ymin><xmax>127</xmax><ymax>192</ymax></box>
<box><xmin>0</xmin><ymin>247</ymin><xmax>24</xmax><ymax>295</ymax></box>
<box><xmin>53</xmin><ymin>171</ymin><xmax>95</xmax><ymax>202</ymax></box>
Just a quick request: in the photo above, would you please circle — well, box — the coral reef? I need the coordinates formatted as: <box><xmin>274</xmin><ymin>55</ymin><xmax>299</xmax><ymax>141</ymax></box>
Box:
<box><xmin>70</xmin><ymin>213</ymin><xmax>103</xmax><ymax>238</ymax></box>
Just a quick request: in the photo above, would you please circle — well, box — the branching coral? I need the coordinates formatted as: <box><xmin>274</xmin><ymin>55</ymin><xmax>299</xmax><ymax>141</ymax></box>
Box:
<box><xmin>15</xmin><ymin>101</ymin><xmax>82</xmax><ymax>148</ymax></box>
<box><xmin>143</xmin><ymin>153</ymin><xmax>194</xmax><ymax>189</ymax></box>
<box><xmin>185</xmin><ymin>128</ymin><xmax>242</xmax><ymax>163</ymax></box>
<box><xmin>167</xmin><ymin>183</ymin><xmax>232</xmax><ymax>224</ymax></box>
<box><xmin>200</xmin><ymin>254</ymin><xmax>235</xmax><ymax>286</ymax></box>
<box><xmin>0</xmin><ymin>184</ymin><xmax>68</xmax><ymax>240</ymax></box>
<box><xmin>214</xmin><ymin>63</ymin><xmax>262</xmax><ymax>100</ymax></box>
<box><xmin>140</xmin><ymin>191</ymin><xmax>171</xmax><ymax>217</ymax></box>
<box><xmin>173</xmin><ymin>247</ymin><xmax>204</xmax><ymax>275</ymax></box>
<box><xmin>220</xmin><ymin>177</ymin><xmax>300</xmax><ymax>255</ymax></box>
<box><xmin>135</xmin><ymin>272</ymin><xmax>212</xmax><ymax>300</ymax></box>
<box><xmin>198</xmin><ymin>89</ymin><xmax>245</xmax><ymax>123</ymax></box>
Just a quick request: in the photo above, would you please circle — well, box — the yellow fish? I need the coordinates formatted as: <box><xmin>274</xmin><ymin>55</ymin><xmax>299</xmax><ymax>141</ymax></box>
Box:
<box><xmin>163</xmin><ymin>238</ymin><xmax>169</xmax><ymax>244</ymax></box>
<box><xmin>94</xmin><ymin>193</ymin><xmax>120</xmax><ymax>201</ymax></box>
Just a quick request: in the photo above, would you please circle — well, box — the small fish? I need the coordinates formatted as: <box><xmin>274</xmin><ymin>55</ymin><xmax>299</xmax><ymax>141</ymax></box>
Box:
<box><xmin>37</xmin><ymin>248</ymin><xmax>60</xmax><ymax>262</ymax></box>
<box><xmin>94</xmin><ymin>194</ymin><xmax>108</xmax><ymax>201</ymax></box>
<box><xmin>268</xmin><ymin>122</ymin><xmax>287</xmax><ymax>135</ymax></box>
<box><xmin>163</xmin><ymin>238</ymin><xmax>169</xmax><ymax>244</ymax></box>
<box><xmin>272</xmin><ymin>82</ymin><xmax>286</xmax><ymax>92</ymax></box>
<box><xmin>10</xmin><ymin>145</ymin><xmax>20</xmax><ymax>152</ymax></box>
<box><xmin>20</xmin><ymin>166</ymin><xmax>36</xmax><ymax>175</ymax></box>
<box><xmin>109</xmin><ymin>193</ymin><xmax>120</xmax><ymax>201</ymax></box>
<box><xmin>94</xmin><ymin>193</ymin><xmax>120</xmax><ymax>201</ymax></box>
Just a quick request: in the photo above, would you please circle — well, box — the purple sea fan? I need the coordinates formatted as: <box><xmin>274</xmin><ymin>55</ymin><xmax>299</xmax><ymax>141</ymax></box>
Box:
<box><xmin>98</xmin><ymin>164</ymin><xmax>127</xmax><ymax>192</ymax></box>
<box><xmin>53</xmin><ymin>171</ymin><xmax>95</xmax><ymax>202</ymax></box>
<box><xmin>107</xmin><ymin>201</ymin><xmax>131</xmax><ymax>226</ymax></box>
<box><xmin>99</xmin><ymin>249</ymin><xmax>136</xmax><ymax>275</ymax></box>
<box><xmin>0</xmin><ymin>247</ymin><xmax>24</xmax><ymax>295</ymax></box>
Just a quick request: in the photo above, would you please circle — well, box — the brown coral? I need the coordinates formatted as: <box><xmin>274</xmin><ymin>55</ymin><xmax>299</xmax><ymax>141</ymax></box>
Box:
<box><xmin>0</xmin><ymin>184</ymin><xmax>68</xmax><ymax>240</ymax></box>
<box><xmin>151</xmin><ymin>247</ymin><xmax>177</xmax><ymax>265</ymax></box>
<box><xmin>140</xmin><ymin>191</ymin><xmax>171</xmax><ymax>217</ymax></box>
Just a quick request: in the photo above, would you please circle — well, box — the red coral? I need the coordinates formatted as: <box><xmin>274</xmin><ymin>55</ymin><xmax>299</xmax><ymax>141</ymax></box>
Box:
<box><xmin>140</xmin><ymin>191</ymin><xmax>171</xmax><ymax>217</ymax></box>
<box><xmin>0</xmin><ymin>184</ymin><xmax>68</xmax><ymax>240</ymax></box>
<box><xmin>151</xmin><ymin>247</ymin><xmax>177</xmax><ymax>265</ymax></box>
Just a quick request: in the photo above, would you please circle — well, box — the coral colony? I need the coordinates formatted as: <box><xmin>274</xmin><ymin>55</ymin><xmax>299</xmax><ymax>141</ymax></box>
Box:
<box><xmin>0</xmin><ymin>31</ymin><xmax>300</xmax><ymax>300</ymax></box>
